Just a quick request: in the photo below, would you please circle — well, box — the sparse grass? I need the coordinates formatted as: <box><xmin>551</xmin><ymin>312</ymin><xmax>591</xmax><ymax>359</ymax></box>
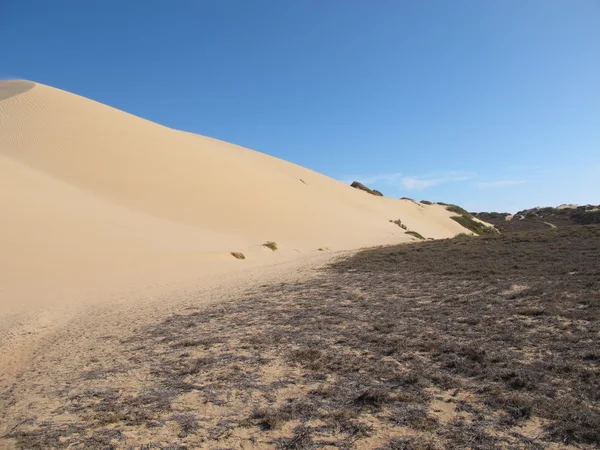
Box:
<box><xmin>7</xmin><ymin>226</ymin><xmax>600</xmax><ymax>448</ymax></box>
<box><xmin>400</xmin><ymin>197</ymin><xmax>416</xmax><ymax>203</ymax></box>
<box><xmin>390</xmin><ymin>219</ymin><xmax>408</xmax><ymax>230</ymax></box>
<box><xmin>405</xmin><ymin>230</ymin><xmax>425</xmax><ymax>240</ymax></box>
<box><xmin>263</xmin><ymin>241</ymin><xmax>278</xmax><ymax>251</ymax></box>
<box><xmin>230</xmin><ymin>252</ymin><xmax>246</xmax><ymax>260</ymax></box>
<box><xmin>420</xmin><ymin>200</ymin><xmax>432</xmax><ymax>205</ymax></box>
<box><xmin>450</xmin><ymin>215</ymin><xmax>497</xmax><ymax>235</ymax></box>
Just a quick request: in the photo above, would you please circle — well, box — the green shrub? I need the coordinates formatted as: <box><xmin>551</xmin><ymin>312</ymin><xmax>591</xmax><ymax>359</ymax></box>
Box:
<box><xmin>230</xmin><ymin>252</ymin><xmax>246</xmax><ymax>260</ymax></box>
<box><xmin>451</xmin><ymin>215</ymin><xmax>497</xmax><ymax>235</ymax></box>
<box><xmin>455</xmin><ymin>233</ymin><xmax>472</xmax><ymax>238</ymax></box>
<box><xmin>436</xmin><ymin>201</ymin><xmax>449</xmax><ymax>206</ymax></box>
<box><xmin>446</xmin><ymin>204</ymin><xmax>471</xmax><ymax>216</ymax></box>
<box><xmin>405</xmin><ymin>231</ymin><xmax>425</xmax><ymax>240</ymax></box>
<box><xmin>420</xmin><ymin>200</ymin><xmax>433</xmax><ymax>205</ymax></box>
<box><xmin>400</xmin><ymin>197</ymin><xmax>416</xmax><ymax>202</ymax></box>
<box><xmin>263</xmin><ymin>241</ymin><xmax>278</xmax><ymax>251</ymax></box>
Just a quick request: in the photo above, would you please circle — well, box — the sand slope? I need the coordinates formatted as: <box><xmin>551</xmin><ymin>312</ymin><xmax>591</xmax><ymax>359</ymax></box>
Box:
<box><xmin>0</xmin><ymin>80</ymin><xmax>469</xmax><ymax>311</ymax></box>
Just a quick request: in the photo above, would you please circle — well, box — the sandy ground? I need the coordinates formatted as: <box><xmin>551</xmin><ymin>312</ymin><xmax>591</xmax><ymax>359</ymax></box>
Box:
<box><xmin>0</xmin><ymin>250</ymin><xmax>340</xmax><ymax>447</ymax></box>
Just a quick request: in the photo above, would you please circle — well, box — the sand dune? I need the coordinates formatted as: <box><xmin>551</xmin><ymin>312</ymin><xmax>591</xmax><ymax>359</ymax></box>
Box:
<box><xmin>0</xmin><ymin>80</ymin><xmax>469</xmax><ymax>313</ymax></box>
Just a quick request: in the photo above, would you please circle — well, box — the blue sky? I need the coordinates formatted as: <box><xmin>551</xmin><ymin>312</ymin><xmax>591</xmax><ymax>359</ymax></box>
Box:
<box><xmin>2</xmin><ymin>1</ymin><xmax>599</xmax><ymax>212</ymax></box>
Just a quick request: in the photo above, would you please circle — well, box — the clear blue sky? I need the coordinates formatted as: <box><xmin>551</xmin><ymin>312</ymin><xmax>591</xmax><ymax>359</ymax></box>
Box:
<box><xmin>2</xmin><ymin>1</ymin><xmax>599</xmax><ymax>212</ymax></box>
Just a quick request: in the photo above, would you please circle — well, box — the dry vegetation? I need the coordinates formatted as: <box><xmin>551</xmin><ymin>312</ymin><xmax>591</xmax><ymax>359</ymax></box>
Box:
<box><xmin>5</xmin><ymin>226</ymin><xmax>600</xmax><ymax>449</ymax></box>
<box><xmin>389</xmin><ymin>219</ymin><xmax>408</xmax><ymax>230</ymax></box>
<box><xmin>476</xmin><ymin>206</ymin><xmax>600</xmax><ymax>233</ymax></box>
<box><xmin>263</xmin><ymin>241</ymin><xmax>278</xmax><ymax>251</ymax></box>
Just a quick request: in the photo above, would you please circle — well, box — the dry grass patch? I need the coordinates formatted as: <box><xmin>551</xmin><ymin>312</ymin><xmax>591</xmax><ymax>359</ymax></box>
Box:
<box><xmin>390</xmin><ymin>219</ymin><xmax>408</xmax><ymax>230</ymax></box>
<box><xmin>263</xmin><ymin>241</ymin><xmax>278</xmax><ymax>251</ymax></box>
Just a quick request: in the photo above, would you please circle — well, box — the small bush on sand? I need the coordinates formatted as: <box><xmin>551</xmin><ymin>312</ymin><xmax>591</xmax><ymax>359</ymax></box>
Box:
<box><xmin>317</xmin><ymin>248</ymin><xmax>325</xmax><ymax>251</ymax></box>
<box><xmin>436</xmin><ymin>201</ymin><xmax>449</xmax><ymax>206</ymax></box>
<box><xmin>405</xmin><ymin>231</ymin><xmax>425</xmax><ymax>240</ymax></box>
<box><xmin>420</xmin><ymin>200</ymin><xmax>433</xmax><ymax>205</ymax></box>
<box><xmin>230</xmin><ymin>252</ymin><xmax>246</xmax><ymax>260</ymax></box>
<box><xmin>390</xmin><ymin>219</ymin><xmax>408</xmax><ymax>230</ymax></box>
<box><xmin>263</xmin><ymin>241</ymin><xmax>278</xmax><ymax>251</ymax></box>
<box><xmin>400</xmin><ymin>197</ymin><xmax>416</xmax><ymax>203</ymax></box>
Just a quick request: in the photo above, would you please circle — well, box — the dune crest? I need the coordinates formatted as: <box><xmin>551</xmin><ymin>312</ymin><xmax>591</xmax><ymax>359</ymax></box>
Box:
<box><xmin>0</xmin><ymin>80</ymin><xmax>469</xmax><ymax>311</ymax></box>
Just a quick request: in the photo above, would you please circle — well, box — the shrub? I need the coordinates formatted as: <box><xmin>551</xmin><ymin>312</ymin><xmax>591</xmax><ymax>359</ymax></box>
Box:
<box><xmin>230</xmin><ymin>252</ymin><xmax>246</xmax><ymax>260</ymax></box>
<box><xmin>446</xmin><ymin>204</ymin><xmax>471</xmax><ymax>216</ymax></box>
<box><xmin>572</xmin><ymin>210</ymin><xmax>600</xmax><ymax>225</ymax></box>
<box><xmin>263</xmin><ymin>241</ymin><xmax>278</xmax><ymax>251</ymax></box>
<box><xmin>390</xmin><ymin>219</ymin><xmax>408</xmax><ymax>230</ymax></box>
<box><xmin>420</xmin><ymin>200</ymin><xmax>433</xmax><ymax>205</ymax></box>
<box><xmin>455</xmin><ymin>233</ymin><xmax>472</xmax><ymax>238</ymax></box>
<box><xmin>405</xmin><ymin>231</ymin><xmax>425</xmax><ymax>240</ymax></box>
<box><xmin>451</xmin><ymin>216</ymin><xmax>497</xmax><ymax>235</ymax></box>
<box><xmin>400</xmin><ymin>197</ymin><xmax>416</xmax><ymax>203</ymax></box>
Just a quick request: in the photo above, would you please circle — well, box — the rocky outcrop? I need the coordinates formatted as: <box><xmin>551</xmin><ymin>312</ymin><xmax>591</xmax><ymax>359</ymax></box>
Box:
<box><xmin>350</xmin><ymin>181</ymin><xmax>383</xmax><ymax>196</ymax></box>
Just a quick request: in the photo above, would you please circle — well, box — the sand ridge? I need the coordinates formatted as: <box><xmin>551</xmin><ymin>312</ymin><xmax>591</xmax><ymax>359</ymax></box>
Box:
<box><xmin>0</xmin><ymin>80</ymin><xmax>35</xmax><ymax>101</ymax></box>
